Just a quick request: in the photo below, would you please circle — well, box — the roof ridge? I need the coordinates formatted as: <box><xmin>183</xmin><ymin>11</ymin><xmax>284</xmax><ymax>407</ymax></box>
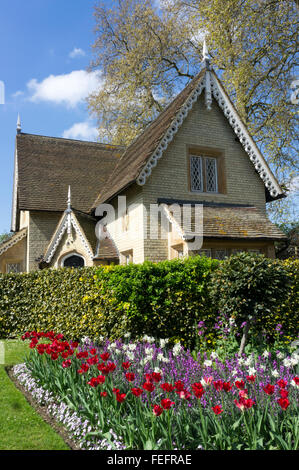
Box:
<box><xmin>18</xmin><ymin>132</ymin><xmax>125</xmax><ymax>149</ymax></box>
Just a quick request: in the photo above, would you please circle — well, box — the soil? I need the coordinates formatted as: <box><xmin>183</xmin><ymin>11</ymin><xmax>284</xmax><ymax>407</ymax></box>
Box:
<box><xmin>5</xmin><ymin>366</ymin><xmax>82</xmax><ymax>451</ymax></box>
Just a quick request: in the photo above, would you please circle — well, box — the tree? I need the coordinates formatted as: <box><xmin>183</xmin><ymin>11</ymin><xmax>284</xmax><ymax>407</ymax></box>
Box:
<box><xmin>88</xmin><ymin>0</ymin><xmax>299</xmax><ymax>220</ymax></box>
<box><xmin>0</xmin><ymin>232</ymin><xmax>12</xmax><ymax>244</ymax></box>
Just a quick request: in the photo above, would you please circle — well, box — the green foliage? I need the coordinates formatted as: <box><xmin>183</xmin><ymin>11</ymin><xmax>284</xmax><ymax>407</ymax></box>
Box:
<box><xmin>89</xmin><ymin>257</ymin><xmax>218</xmax><ymax>347</ymax></box>
<box><xmin>209</xmin><ymin>252</ymin><xmax>296</xmax><ymax>342</ymax></box>
<box><xmin>0</xmin><ymin>257</ymin><xmax>218</xmax><ymax>348</ymax></box>
<box><xmin>0</xmin><ymin>255</ymin><xmax>297</xmax><ymax>347</ymax></box>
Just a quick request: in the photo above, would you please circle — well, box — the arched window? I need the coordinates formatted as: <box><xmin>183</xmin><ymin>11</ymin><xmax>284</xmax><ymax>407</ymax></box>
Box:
<box><xmin>61</xmin><ymin>253</ymin><xmax>85</xmax><ymax>268</ymax></box>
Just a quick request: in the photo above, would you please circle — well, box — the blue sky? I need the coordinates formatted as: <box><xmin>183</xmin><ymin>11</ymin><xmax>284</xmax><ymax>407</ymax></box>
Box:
<box><xmin>0</xmin><ymin>0</ymin><xmax>105</xmax><ymax>233</ymax></box>
<box><xmin>0</xmin><ymin>1</ymin><xmax>297</xmax><ymax>234</ymax></box>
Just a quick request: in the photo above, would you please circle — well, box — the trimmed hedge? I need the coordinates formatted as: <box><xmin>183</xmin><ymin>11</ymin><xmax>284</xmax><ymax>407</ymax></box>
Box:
<box><xmin>0</xmin><ymin>257</ymin><xmax>218</xmax><ymax>348</ymax></box>
<box><xmin>0</xmin><ymin>256</ymin><xmax>298</xmax><ymax>348</ymax></box>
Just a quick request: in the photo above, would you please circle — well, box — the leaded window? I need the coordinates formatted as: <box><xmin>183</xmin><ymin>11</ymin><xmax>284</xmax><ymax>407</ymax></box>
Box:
<box><xmin>6</xmin><ymin>263</ymin><xmax>21</xmax><ymax>273</ymax></box>
<box><xmin>198</xmin><ymin>249</ymin><xmax>212</xmax><ymax>258</ymax></box>
<box><xmin>205</xmin><ymin>157</ymin><xmax>218</xmax><ymax>192</ymax></box>
<box><xmin>214</xmin><ymin>249</ymin><xmax>227</xmax><ymax>260</ymax></box>
<box><xmin>190</xmin><ymin>155</ymin><xmax>218</xmax><ymax>193</ymax></box>
<box><xmin>190</xmin><ymin>155</ymin><xmax>203</xmax><ymax>192</ymax></box>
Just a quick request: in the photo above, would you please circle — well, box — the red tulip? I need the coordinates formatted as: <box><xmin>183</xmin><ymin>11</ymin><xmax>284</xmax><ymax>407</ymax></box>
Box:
<box><xmin>263</xmin><ymin>384</ymin><xmax>275</xmax><ymax>395</ymax></box>
<box><xmin>153</xmin><ymin>405</ymin><xmax>163</xmax><ymax>416</ymax></box>
<box><xmin>161</xmin><ymin>398</ymin><xmax>175</xmax><ymax>410</ymax></box>
<box><xmin>212</xmin><ymin>405</ymin><xmax>223</xmax><ymax>415</ymax></box>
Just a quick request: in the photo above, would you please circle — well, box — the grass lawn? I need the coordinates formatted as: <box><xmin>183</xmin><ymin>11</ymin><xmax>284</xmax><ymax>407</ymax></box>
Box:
<box><xmin>0</xmin><ymin>339</ymin><xmax>69</xmax><ymax>450</ymax></box>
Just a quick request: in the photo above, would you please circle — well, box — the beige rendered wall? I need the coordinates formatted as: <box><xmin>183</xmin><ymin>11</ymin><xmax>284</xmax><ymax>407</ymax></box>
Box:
<box><xmin>0</xmin><ymin>236</ymin><xmax>27</xmax><ymax>273</ymax></box>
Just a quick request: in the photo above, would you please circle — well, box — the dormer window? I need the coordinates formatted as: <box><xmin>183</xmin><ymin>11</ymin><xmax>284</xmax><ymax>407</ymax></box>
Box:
<box><xmin>190</xmin><ymin>155</ymin><xmax>218</xmax><ymax>193</ymax></box>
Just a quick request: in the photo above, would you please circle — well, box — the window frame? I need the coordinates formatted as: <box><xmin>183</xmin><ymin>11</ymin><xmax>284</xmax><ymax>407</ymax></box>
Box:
<box><xmin>187</xmin><ymin>146</ymin><xmax>226</xmax><ymax>195</ymax></box>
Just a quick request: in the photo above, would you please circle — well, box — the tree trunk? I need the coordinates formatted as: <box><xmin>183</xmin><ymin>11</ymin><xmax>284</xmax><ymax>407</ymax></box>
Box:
<box><xmin>239</xmin><ymin>320</ymin><xmax>251</xmax><ymax>356</ymax></box>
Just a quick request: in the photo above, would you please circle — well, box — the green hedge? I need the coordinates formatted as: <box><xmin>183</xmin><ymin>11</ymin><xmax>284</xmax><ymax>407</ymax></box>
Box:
<box><xmin>0</xmin><ymin>257</ymin><xmax>218</xmax><ymax>348</ymax></box>
<box><xmin>0</xmin><ymin>256</ymin><xmax>297</xmax><ymax>348</ymax></box>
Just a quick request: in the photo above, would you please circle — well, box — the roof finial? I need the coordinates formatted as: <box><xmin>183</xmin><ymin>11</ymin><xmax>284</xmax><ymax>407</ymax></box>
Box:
<box><xmin>16</xmin><ymin>114</ymin><xmax>21</xmax><ymax>134</ymax></box>
<box><xmin>67</xmin><ymin>185</ymin><xmax>71</xmax><ymax>212</ymax></box>
<box><xmin>202</xmin><ymin>37</ymin><xmax>210</xmax><ymax>69</ymax></box>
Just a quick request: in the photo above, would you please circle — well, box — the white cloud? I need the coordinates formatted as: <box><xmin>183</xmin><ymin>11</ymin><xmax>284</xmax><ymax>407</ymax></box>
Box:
<box><xmin>69</xmin><ymin>47</ymin><xmax>86</xmax><ymax>59</ymax></box>
<box><xmin>12</xmin><ymin>90</ymin><xmax>24</xmax><ymax>99</ymax></box>
<box><xmin>288</xmin><ymin>176</ymin><xmax>299</xmax><ymax>194</ymax></box>
<box><xmin>62</xmin><ymin>121</ymin><xmax>98</xmax><ymax>141</ymax></box>
<box><xmin>27</xmin><ymin>70</ymin><xmax>103</xmax><ymax>108</ymax></box>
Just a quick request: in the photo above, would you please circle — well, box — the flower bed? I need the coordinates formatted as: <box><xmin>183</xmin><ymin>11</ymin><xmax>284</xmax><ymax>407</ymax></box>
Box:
<box><xmin>18</xmin><ymin>331</ymin><xmax>299</xmax><ymax>450</ymax></box>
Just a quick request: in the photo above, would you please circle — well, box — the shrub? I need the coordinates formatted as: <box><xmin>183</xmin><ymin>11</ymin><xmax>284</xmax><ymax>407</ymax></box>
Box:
<box><xmin>209</xmin><ymin>252</ymin><xmax>293</xmax><ymax>349</ymax></box>
<box><xmin>0</xmin><ymin>255</ymin><xmax>297</xmax><ymax>348</ymax></box>
<box><xmin>0</xmin><ymin>257</ymin><xmax>218</xmax><ymax>348</ymax></box>
<box><xmin>88</xmin><ymin>257</ymin><xmax>219</xmax><ymax>347</ymax></box>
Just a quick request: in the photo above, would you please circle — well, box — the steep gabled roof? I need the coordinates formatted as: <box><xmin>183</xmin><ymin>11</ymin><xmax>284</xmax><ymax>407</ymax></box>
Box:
<box><xmin>91</xmin><ymin>66</ymin><xmax>284</xmax><ymax>209</ymax></box>
<box><xmin>15</xmin><ymin>133</ymin><xmax>124</xmax><ymax>216</ymax></box>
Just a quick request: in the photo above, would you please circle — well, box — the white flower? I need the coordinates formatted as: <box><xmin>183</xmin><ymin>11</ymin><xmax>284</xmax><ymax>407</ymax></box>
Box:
<box><xmin>232</xmin><ymin>370</ymin><xmax>239</xmax><ymax>376</ymax></box>
<box><xmin>271</xmin><ymin>369</ymin><xmax>279</xmax><ymax>378</ymax></box>
<box><xmin>145</xmin><ymin>346</ymin><xmax>154</xmax><ymax>354</ymax></box>
<box><xmin>229</xmin><ymin>317</ymin><xmax>236</xmax><ymax>326</ymax></box>
<box><xmin>128</xmin><ymin>343</ymin><xmax>137</xmax><ymax>351</ymax></box>
<box><xmin>162</xmin><ymin>357</ymin><xmax>170</xmax><ymax>363</ymax></box>
<box><xmin>126</xmin><ymin>352</ymin><xmax>135</xmax><ymax>361</ymax></box>
<box><xmin>290</xmin><ymin>357</ymin><xmax>298</xmax><ymax>367</ymax></box>
<box><xmin>159</xmin><ymin>338</ymin><xmax>169</xmax><ymax>348</ymax></box>
<box><xmin>263</xmin><ymin>350</ymin><xmax>270</xmax><ymax>358</ymax></box>
<box><xmin>238</xmin><ymin>358</ymin><xmax>245</xmax><ymax>365</ymax></box>
<box><xmin>244</xmin><ymin>356</ymin><xmax>254</xmax><ymax>366</ymax></box>
<box><xmin>142</xmin><ymin>335</ymin><xmax>155</xmax><ymax>343</ymax></box>
<box><xmin>145</xmin><ymin>354</ymin><xmax>154</xmax><ymax>362</ymax></box>
<box><xmin>124</xmin><ymin>332</ymin><xmax>131</xmax><ymax>338</ymax></box>
<box><xmin>276</xmin><ymin>351</ymin><xmax>284</xmax><ymax>359</ymax></box>
<box><xmin>204</xmin><ymin>360</ymin><xmax>212</xmax><ymax>367</ymax></box>
<box><xmin>283</xmin><ymin>358</ymin><xmax>292</xmax><ymax>368</ymax></box>
<box><xmin>210</xmin><ymin>352</ymin><xmax>218</xmax><ymax>360</ymax></box>
<box><xmin>108</xmin><ymin>342</ymin><xmax>117</xmax><ymax>350</ymax></box>
<box><xmin>200</xmin><ymin>378</ymin><xmax>208</xmax><ymax>388</ymax></box>
<box><xmin>248</xmin><ymin>367</ymin><xmax>256</xmax><ymax>375</ymax></box>
<box><xmin>157</xmin><ymin>353</ymin><xmax>164</xmax><ymax>361</ymax></box>
<box><xmin>172</xmin><ymin>343</ymin><xmax>182</xmax><ymax>357</ymax></box>
<box><xmin>154</xmin><ymin>367</ymin><xmax>162</xmax><ymax>373</ymax></box>
<box><xmin>291</xmin><ymin>379</ymin><xmax>299</xmax><ymax>389</ymax></box>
